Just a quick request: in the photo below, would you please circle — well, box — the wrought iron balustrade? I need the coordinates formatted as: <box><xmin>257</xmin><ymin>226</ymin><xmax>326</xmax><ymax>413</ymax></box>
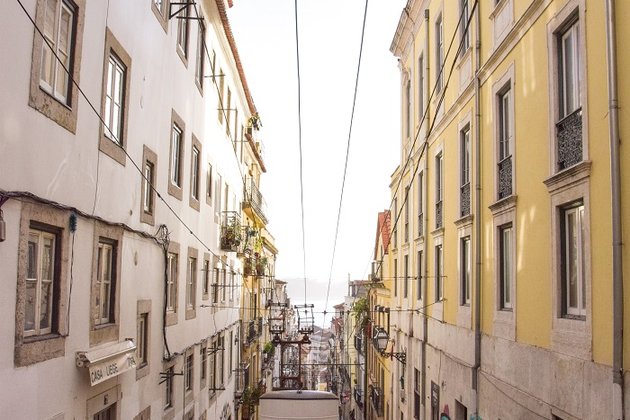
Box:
<box><xmin>556</xmin><ymin>108</ymin><xmax>583</xmax><ymax>171</ymax></box>
<box><xmin>497</xmin><ymin>155</ymin><xmax>512</xmax><ymax>200</ymax></box>
<box><xmin>244</xmin><ymin>177</ymin><xmax>268</xmax><ymax>224</ymax></box>
<box><xmin>460</xmin><ymin>182</ymin><xmax>471</xmax><ymax>217</ymax></box>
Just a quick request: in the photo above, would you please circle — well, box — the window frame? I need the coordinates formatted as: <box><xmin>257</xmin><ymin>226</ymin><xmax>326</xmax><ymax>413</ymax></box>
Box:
<box><xmin>403</xmin><ymin>254</ymin><xmax>409</xmax><ymax>299</ymax></box>
<box><xmin>185</xmin><ymin>247</ymin><xmax>198</xmax><ymax>320</ymax></box>
<box><xmin>136</xmin><ymin>300</ymin><xmax>151</xmax><ymax>380</ymax></box>
<box><xmin>435</xmin><ymin>14</ymin><xmax>444</xmax><ymax>93</ymax></box>
<box><xmin>24</xmin><ymin>228</ymin><xmax>57</xmax><ymax>338</ymax></box>
<box><xmin>195</xmin><ymin>20</ymin><xmax>205</xmax><ymax>92</ymax></box>
<box><xmin>98</xmin><ymin>29</ymin><xmax>132</xmax><ymax>166</ymax></box>
<box><xmin>140</xmin><ymin>145</ymin><xmax>157</xmax><ymax>225</ymax></box>
<box><xmin>460</xmin><ymin>236</ymin><xmax>471</xmax><ymax>306</ymax></box>
<box><xmin>166</xmin><ymin>241</ymin><xmax>180</xmax><ymax>327</ymax></box>
<box><xmin>492</xmin><ymin>64</ymin><xmax>516</xmax><ymax>202</ymax></box>
<box><xmin>189</xmin><ymin>135</ymin><xmax>202</xmax><ymax>210</ymax></box>
<box><xmin>560</xmin><ymin>202</ymin><xmax>586</xmax><ymax>318</ymax></box>
<box><xmin>498</xmin><ymin>224</ymin><xmax>514</xmax><ymax>311</ymax></box>
<box><xmin>151</xmin><ymin>0</ymin><xmax>169</xmax><ymax>32</ymax></box>
<box><xmin>29</xmin><ymin>0</ymin><xmax>86</xmax><ymax>133</ymax></box>
<box><xmin>435</xmin><ymin>244</ymin><xmax>443</xmax><ymax>302</ymax></box>
<box><xmin>168</xmin><ymin>110</ymin><xmax>185</xmax><ymax>199</ymax></box>
<box><xmin>435</xmin><ymin>152</ymin><xmax>444</xmax><ymax>229</ymax></box>
<box><xmin>90</xmin><ymin>223</ymin><xmax>122</xmax><ymax>346</ymax></box>
<box><xmin>176</xmin><ymin>1</ymin><xmax>190</xmax><ymax>64</ymax></box>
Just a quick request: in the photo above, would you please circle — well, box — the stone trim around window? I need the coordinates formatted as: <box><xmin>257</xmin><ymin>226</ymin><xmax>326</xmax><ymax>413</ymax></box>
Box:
<box><xmin>491</xmin><ymin>62</ymin><xmax>515</xmax><ymax>203</ymax></box>
<box><xmin>140</xmin><ymin>145</ymin><xmax>158</xmax><ymax>226</ymax></box>
<box><xmin>168</xmin><ymin>109</ymin><xmax>186</xmax><ymax>200</ymax></box>
<box><xmin>166</xmin><ymin>241</ymin><xmax>180</xmax><ymax>327</ymax></box>
<box><xmin>202</xmin><ymin>252</ymin><xmax>211</xmax><ymax>300</ymax></box>
<box><xmin>189</xmin><ymin>135</ymin><xmax>202</xmax><ymax>211</ymax></box>
<box><xmin>185</xmin><ymin>247</ymin><xmax>198</xmax><ymax>320</ymax></box>
<box><xmin>133</xmin><ymin>406</ymin><xmax>151</xmax><ymax>420</ymax></box>
<box><xmin>136</xmin><ymin>299</ymin><xmax>151</xmax><ymax>380</ymax></box>
<box><xmin>491</xmin><ymin>198</ymin><xmax>516</xmax><ymax>341</ymax></box>
<box><xmin>99</xmin><ymin>28</ymin><xmax>132</xmax><ymax>166</ymax></box>
<box><xmin>545</xmin><ymin>0</ymin><xmax>588</xmax><ymax>176</ymax></box>
<box><xmin>546</xmin><ymin>162</ymin><xmax>592</xmax><ymax>360</ymax></box>
<box><xmin>163</xmin><ymin>358</ymin><xmax>177</xmax><ymax>420</ymax></box>
<box><xmin>151</xmin><ymin>0</ymin><xmax>169</xmax><ymax>33</ymax></box>
<box><xmin>456</xmin><ymin>223</ymin><xmax>473</xmax><ymax>329</ymax></box>
<box><xmin>184</xmin><ymin>347</ymin><xmax>194</xmax><ymax>405</ymax></box>
<box><xmin>89</xmin><ymin>222</ymin><xmax>123</xmax><ymax>346</ymax></box>
<box><xmin>489</xmin><ymin>0</ymin><xmax>513</xmax><ymax>50</ymax></box>
<box><xmin>14</xmin><ymin>201</ymin><xmax>69</xmax><ymax>367</ymax></box>
<box><xmin>28</xmin><ymin>0</ymin><xmax>86</xmax><ymax>133</ymax></box>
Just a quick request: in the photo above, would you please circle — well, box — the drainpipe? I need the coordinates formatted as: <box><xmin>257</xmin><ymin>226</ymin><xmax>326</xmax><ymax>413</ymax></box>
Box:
<box><xmin>472</xmin><ymin>0</ymin><xmax>482</xmax><ymax>417</ymax></box>
<box><xmin>605</xmin><ymin>1</ymin><xmax>624</xmax><ymax>418</ymax></box>
<box><xmin>421</xmin><ymin>8</ymin><xmax>430</xmax><ymax>420</ymax></box>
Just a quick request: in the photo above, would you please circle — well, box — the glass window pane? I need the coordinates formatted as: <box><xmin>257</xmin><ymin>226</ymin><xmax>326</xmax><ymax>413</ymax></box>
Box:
<box><xmin>39</xmin><ymin>280</ymin><xmax>52</xmax><ymax>330</ymax></box>
<box><xmin>24</xmin><ymin>280</ymin><xmax>37</xmax><ymax>332</ymax></box>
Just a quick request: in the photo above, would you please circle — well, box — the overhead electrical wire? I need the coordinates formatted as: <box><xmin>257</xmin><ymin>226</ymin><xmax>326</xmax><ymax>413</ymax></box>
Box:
<box><xmin>293</xmin><ymin>0</ymin><xmax>308</xmax><ymax>306</ymax></box>
<box><xmin>321</xmin><ymin>0</ymin><xmax>370</xmax><ymax>338</ymax></box>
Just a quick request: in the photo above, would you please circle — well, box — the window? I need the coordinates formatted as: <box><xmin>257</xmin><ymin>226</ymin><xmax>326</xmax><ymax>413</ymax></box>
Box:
<box><xmin>185</xmin><ymin>353</ymin><xmax>193</xmax><ymax>392</ymax></box>
<box><xmin>418</xmin><ymin>171</ymin><xmax>424</xmax><ymax>236</ymax></box>
<box><xmin>228</xmin><ymin>331</ymin><xmax>233</xmax><ymax>377</ymax></box>
<box><xmin>164</xmin><ymin>366</ymin><xmax>174</xmax><ymax>410</ymax></box>
<box><xmin>435</xmin><ymin>152</ymin><xmax>443</xmax><ymax>229</ymax></box>
<box><xmin>191</xmin><ymin>146</ymin><xmax>200</xmax><ymax>201</ymax></box>
<box><xmin>176</xmin><ymin>2</ymin><xmax>189</xmax><ymax>60</ymax></box>
<box><xmin>217</xmin><ymin>68</ymin><xmax>225</xmax><ymax>123</ymax></box>
<box><xmin>140</xmin><ymin>146</ymin><xmax>157</xmax><ymax>225</ymax></box>
<box><xmin>209</xmin><ymin>338</ymin><xmax>216</xmax><ymax>393</ymax></box>
<box><xmin>226</xmin><ymin>88</ymin><xmax>232</xmax><ymax>135</ymax></box>
<box><xmin>562</xmin><ymin>203</ymin><xmax>585</xmax><ymax>317</ymax></box>
<box><xmin>202</xmin><ymin>258</ymin><xmax>210</xmax><ymax>298</ymax></box>
<box><xmin>460</xmin><ymin>0</ymin><xmax>470</xmax><ymax>54</ymax></box>
<box><xmin>166</xmin><ymin>250</ymin><xmax>178</xmax><ymax>324</ymax></box>
<box><xmin>497</xmin><ymin>87</ymin><xmax>513</xmax><ymax>199</ymax></box>
<box><xmin>403</xmin><ymin>255</ymin><xmax>409</xmax><ymax>298</ymax></box>
<box><xmin>460</xmin><ymin>126</ymin><xmax>471</xmax><ymax>217</ymax></box>
<box><xmin>95</xmin><ymin>241</ymin><xmax>115</xmax><ymax>326</ymax></box>
<box><xmin>200</xmin><ymin>342</ymin><xmax>207</xmax><ymax>385</ymax></box>
<box><xmin>39</xmin><ymin>0</ymin><xmax>74</xmax><ymax>104</ymax></box>
<box><xmin>99</xmin><ymin>30</ymin><xmax>132</xmax><ymax>165</ymax></box>
<box><xmin>206</xmin><ymin>163</ymin><xmax>213</xmax><ymax>205</ymax></box>
<box><xmin>455</xmin><ymin>400</ymin><xmax>468</xmax><ymax>420</ymax></box>
<box><xmin>555</xmin><ymin>17</ymin><xmax>583</xmax><ymax>171</ymax></box>
<box><xmin>30</xmin><ymin>0</ymin><xmax>85</xmax><ymax>132</ymax></box>
<box><xmin>405</xmin><ymin>80</ymin><xmax>411</xmax><ymax>138</ymax></box>
<box><xmin>499</xmin><ymin>224</ymin><xmax>513</xmax><ymax>310</ymax></box>
<box><xmin>435</xmin><ymin>15</ymin><xmax>444</xmax><ymax>92</ymax></box>
<box><xmin>103</xmin><ymin>54</ymin><xmax>126</xmax><ymax>144</ymax></box>
<box><xmin>143</xmin><ymin>162</ymin><xmax>154</xmax><ymax>214</ymax></box>
<box><xmin>137</xmin><ymin>312</ymin><xmax>148</xmax><ymax>367</ymax></box>
<box><xmin>559</xmin><ymin>21</ymin><xmax>580</xmax><ymax>119</ymax></box>
<box><xmin>392</xmin><ymin>197</ymin><xmax>398</xmax><ymax>248</ymax></box>
<box><xmin>171</xmin><ymin>125</ymin><xmax>183</xmax><ymax>187</ymax></box>
<box><xmin>394</xmin><ymin>258</ymin><xmax>398</xmax><ymax>297</ymax></box>
<box><xmin>190</xmin><ymin>135</ymin><xmax>202</xmax><ymax>210</ymax></box>
<box><xmin>217</xmin><ymin>335</ymin><xmax>224</xmax><ymax>386</ymax></box>
<box><xmin>404</xmin><ymin>186</ymin><xmax>410</xmax><ymax>243</ymax></box>
<box><xmin>24</xmin><ymin>228</ymin><xmax>57</xmax><ymax>337</ymax></box>
<box><xmin>212</xmin><ymin>260</ymin><xmax>219</xmax><ymax>304</ymax></box>
<box><xmin>229</xmin><ymin>270</ymin><xmax>235</xmax><ymax>301</ymax></box>
<box><xmin>186</xmin><ymin>253</ymin><xmax>197</xmax><ymax>315</ymax></box>
<box><xmin>417</xmin><ymin>250</ymin><xmax>423</xmax><ymax>301</ymax></box>
<box><xmin>195</xmin><ymin>22</ymin><xmax>205</xmax><ymax>90</ymax></box>
<box><xmin>151</xmin><ymin>0</ymin><xmax>168</xmax><ymax>31</ymax></box>
<box><xmin>168</xmin><ymin>110</ymin><xmax>185</xmax><ymax>200</ymax></box>
<box><xmin>214</xmin><ymin>174</ymin><xmax>223</xmax><ymax>214</ymax></box>
<box><xmin>435</xmin><ymin>244</ymin><xmax>443</xmax><ymax>302</ymax></box>
<box><xmin>418</xmin><ymin>55</ymin><xmax>424</xmax><ymax>120</ymax></box>
<box><xmin>414</xmin><ymin>368</ymin><xmax>420</xmax><ymax>419</ymax></box>
<box><xmin>460</xmin><ymin>237</ymin><xmax>471</xmax><ymax>305</ymax></box>
<box><xmin>221</xmin><ymin>268</ymin><xmax>227</xmax><ymax>302</ymax></box>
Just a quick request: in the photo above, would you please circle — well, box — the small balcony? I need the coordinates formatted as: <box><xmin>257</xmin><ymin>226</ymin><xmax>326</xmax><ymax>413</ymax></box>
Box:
<box><xmin>370</xmin><ymin>386</ymin><xmax>383</xmax><ymax>417</ymax></box>
<box><xmin>246</xmin><ymin>317</ymin><xmax>264</xmax><ymax>344</ymax></box>
<box><xmin>243</xmin><ymin>177</ymin><xmax>268</xmax><ymax>225</ymax></box>
<box><xmin>497</xmin><ymin>155</ymin><xmax>512</xmax><ymax>200</ymax></box>
<box><xmin>220</xmin><ymin>211</ymin><xmax>243</xmax><ymax>252</ymax></box>
<box><xmin>556</xmin><ymin>107</ymin><xmax>583</xmax><ymax>171</ymax></box>
<box><xmin>435</xmin><ymin>201</ymin><xmax>443</xmax><ymax>229</ymax></box>
<box><xmin>460</xmin><ymin>182</ymin><xmax>471</xmax><ymax>217</ymax></box>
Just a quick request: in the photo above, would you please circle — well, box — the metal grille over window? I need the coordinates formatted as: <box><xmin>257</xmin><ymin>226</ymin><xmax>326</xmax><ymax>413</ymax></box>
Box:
<box><xmin>435</xmin><ymin>201</ymin><xmax>443</xmax><ymax>229</ymax></box>
<box><xmin>460</xmin><ymin>183</ymin><xmax>471</xmax><ymax>217</ymax></box>
<box><xmin>556</xmin><ymin>108</ymin><xmax>583</xmax><ymax>171</ymax></box>
<box><xmin>498</xmin><ymin>156</ymin><xmax>512</xmax><ymax>199</ymax></box>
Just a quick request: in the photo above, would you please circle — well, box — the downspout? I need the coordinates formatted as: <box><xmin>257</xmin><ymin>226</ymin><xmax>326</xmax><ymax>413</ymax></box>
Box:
<box><xmin>421</xmin><ymin>8</ymin><xmax>430</xmax><ymax>420</ymax></box>
<box><xmin>472</xmin><ymin>0</ymin><xmax>482</xmax><ymax>417</ymax></box>
<box><xmin>605</xmin><ymin>1</ymin><xmax>624</xmax><ymax>418</ymax></box>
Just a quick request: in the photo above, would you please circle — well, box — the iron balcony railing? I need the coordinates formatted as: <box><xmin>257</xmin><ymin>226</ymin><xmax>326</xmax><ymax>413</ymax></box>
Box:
<box><xmin>556</xmin><ymin>107</ymin><xmax>583</xmax><ymax>171</ymax></box>
<box><xmin>354</xmin><ymin>388</ymin><xmax>363</xmax><ymax>406</ymax></box>
<box><xmin>371</xmin><ymin>386</ymin><xmax>384</xmax><ymax>416</ymax></box>
<box><xmin>220</xmin><ymin>211</ymin><xmax>242</xmax><ymax>252</ymax></box>
<box><xmin>244</xmin><ymin>177</ymin><xmax>268</xmax><ymax>225</ymax></box>
<box><xmin>497</xmin><ymin>155</ymin><xmax>513</xmax><ymax>200</ymax></box>
<box><xmin>460</xmin><ymin>182</ymin><xmax>471</xmax><ymax>217</ymax></box>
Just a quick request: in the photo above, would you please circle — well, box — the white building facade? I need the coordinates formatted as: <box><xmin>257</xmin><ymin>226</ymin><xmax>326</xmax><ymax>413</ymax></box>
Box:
<box><xmin>0</xmin><ymin>0</ymin><xmax>264</xmax><ymax>419</ymax></box>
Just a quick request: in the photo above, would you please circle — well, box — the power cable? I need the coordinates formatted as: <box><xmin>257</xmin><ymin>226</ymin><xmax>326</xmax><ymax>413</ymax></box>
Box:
<box><xmin>293</xmin><ymin>0</ymin><xmax>308</xmax><ymax>306</ymax></box>
<box><xmin>321</xmin><ymin>0</ymin><xmax>370</xmax><ymax>338</ymax></box>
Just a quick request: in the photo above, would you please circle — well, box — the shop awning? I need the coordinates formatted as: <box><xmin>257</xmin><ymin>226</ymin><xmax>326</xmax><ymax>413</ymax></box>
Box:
<box><xmin>76</xmin><ymin>339</ymin><xmax>137</xmax><ymax>386</ymax></box>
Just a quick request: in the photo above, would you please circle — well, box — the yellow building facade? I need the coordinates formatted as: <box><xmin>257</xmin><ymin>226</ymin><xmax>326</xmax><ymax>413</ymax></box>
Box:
<box><xmin>386</xmin><ymin>0</ymin><xmax>629</xmax><ymax>419</ymax></box>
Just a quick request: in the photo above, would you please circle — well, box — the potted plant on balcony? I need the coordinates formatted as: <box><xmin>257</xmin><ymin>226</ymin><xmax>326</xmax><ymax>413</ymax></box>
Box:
<box><xmin>241</xmin><ymin>385</ymin><xmax>262</xmax><ymax>419</ymax></box>
<box><xmin>221</xmin><ymin>218</ymin><xmax>241</xmax><ymax>251</ymax></box>
<box><xmin>256</xmin><ymin>255</ymin><xmax>268</xmax><ymax>276</ymax></box>
<box><xmin>244</xmin><ymin>256</ymin><xmax>254</xmax><ymax>276</ymax></box>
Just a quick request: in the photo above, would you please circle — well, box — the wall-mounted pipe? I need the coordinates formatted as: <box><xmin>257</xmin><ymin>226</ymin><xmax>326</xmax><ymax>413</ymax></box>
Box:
<box><xmin>605</xmin><ymin>0</ymin><xmax>624</xmax><ymax>418</ymax></box>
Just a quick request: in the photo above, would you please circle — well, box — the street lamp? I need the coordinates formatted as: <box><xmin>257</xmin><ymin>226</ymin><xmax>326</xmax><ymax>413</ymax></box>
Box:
<box><xmin>372</xmin><ymin>327</ymin><xmax>406</xmax><ymax>365</ymax></box>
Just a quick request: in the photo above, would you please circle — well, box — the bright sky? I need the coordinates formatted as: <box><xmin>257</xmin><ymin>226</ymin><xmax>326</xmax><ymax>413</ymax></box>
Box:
<box><xmin>229</xmin><ymin>0</ymin><xmax>405</xmax><ymax>325</ymax></box>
